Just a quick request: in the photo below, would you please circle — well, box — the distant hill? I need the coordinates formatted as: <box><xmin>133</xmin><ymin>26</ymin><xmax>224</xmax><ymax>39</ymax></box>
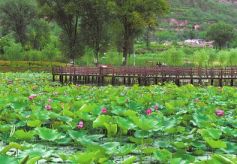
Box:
<box><xmin>157</xmin><ymin>0</ymin><xmax>237</xmax><ymax>41</ymax></box>
<box><xmin>166</xmin><ymin>0</ymin><xmax>237</xmax><ymax>24</ymax></box>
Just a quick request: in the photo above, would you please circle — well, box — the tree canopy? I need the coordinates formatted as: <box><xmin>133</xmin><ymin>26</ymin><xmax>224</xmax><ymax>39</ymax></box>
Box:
<box><xmin>0</xmin><ymin>0</ymin><xmax>36</xmax><ymax>46</ymax></box>
<box><xmin>113</xmin><ymin>0</ymin><xmax>169</xmax><ymax>65</ymax></box>
<box><xmin>0</xmin><ymin>0</ymin><xmax>169</xmax><ymax>64</ymax></box>
<box><xmin>206</xmin><ymin>22</ymin><xmax>235</xmax><ymax>49</ymax></box>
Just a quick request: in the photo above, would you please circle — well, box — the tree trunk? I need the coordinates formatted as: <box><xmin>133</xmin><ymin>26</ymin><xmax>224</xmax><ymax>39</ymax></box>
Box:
<box><xmin>95</xmin><ymin>47</ymin><xmax>99</xmax><ymax>65</ymax></box>
<box><xmin>122</xmin><ymin>17</ymin><xmax>133</xmax><ymax>66</ymax></box>
<box><xmin>123</xmin><ymin>34</ymin><xmax>129</xmax><ymax>65</ymax></box>
<box><xmin>128</xmin><ymin>37</ymin><xmax>134</xmax><ymax>56</ymax></box>
<box><xmin>145</xmin><ymin>28</ymin><xmax>150</xmax><ymax>49</ymax></box>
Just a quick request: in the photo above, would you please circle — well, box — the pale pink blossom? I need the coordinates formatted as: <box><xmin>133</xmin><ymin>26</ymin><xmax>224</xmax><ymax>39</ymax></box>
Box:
<box><xmin>77</xmin><ymin>121</ymin><xmax>84</xmax><ymax>129</ymax></box>
<box><xmin>154</xmin><ymin>105</ymin><xmax>159</xmax><ymax>110</ymax></box>
<box><xmin>215</xmin><ymin>109</ymin><xmax>224</xmax><ymax>117</ymax></box>
<box><xmin>45</xmin><ymin>104</ymin><xmax>52</xmax><ymax>111</ymax></box>
<box><xmin>29</xmin><ymin>94</ymin><xmax>37</xmax><ymax>100</ymax></box>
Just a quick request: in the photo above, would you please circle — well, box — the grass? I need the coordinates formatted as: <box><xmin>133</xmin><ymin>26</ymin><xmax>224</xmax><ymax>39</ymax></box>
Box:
<box><xmin>0</xmin><ymin>60</ymin><xmax>67</xmax><ymax>72</ymax></box>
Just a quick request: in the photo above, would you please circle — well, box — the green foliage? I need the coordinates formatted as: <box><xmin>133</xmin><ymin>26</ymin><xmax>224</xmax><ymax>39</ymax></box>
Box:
<box><xmin>157</xmin><ymin>0</ymin><xmax>237</xmax><ymax>43</ymax></box>
<box><xmin>79</xmin><ymin>0</ymin><xmax>112</xmax><ymax>63</ymax></box>
<box><xmin>77</xmin><ymin>47</ymin><xmax>95</xmax><ymax>66</ymax></box>
<box><xmin>101</xmin><ymin>51</ymin><xmax>123</xmax><ymax>66</ymax></box>
<box><xmin>0</xmin><ymin>73</ymin><xmax>237</xmax><ymax>163</ymax></box>
<box><xmin>227</xmin><ymin>49</ymin><xmax>237</xmax><ymax>66</ymax></box>
<box><xmin>0</xmin><ymin>35</ymin><xmax>16</xmax><ymax>56</ymax></box>
<box><xmin>157</xmin><ymin>31</ymin><xmax>179</xmax><ymax>42</ymax></box>
<box><xmin>42</xmin><ymin>36</ymin><xmax>62</xmax><ymax>62</ymax></box>
<box><xmin>206</xmin><ymin>22</ymin><xmax>235</xmax><ymax>49</ymax></box>
<box><xmin>192</xmin><ymin>49</ymin><xmax>212</xmax><ymax>67</ymax></box>
<box><xmin>3</xmin><ymin>41</ymin><xmax>24</xmax><ymax>61</ymax></box>
<box><xmin>168</xmin><ymin>0</ymin><xmax>237</xmax><ymax>25</ymax></box>
<box><xmin>27</xmin><ymin>19</ymin><xmax>51</xmax><ymax>50</ymax></box>
<box><xmin>0</xmin><ymin>0</ymin><xmax>36</xmax><ymax>45</ymax></box>
<box><xmin>162</xmin><ymin>47</ymin><xmax>184</xmax><ymax>66</ymax></box>
<box><xmin>36</xmin><ymin>127</ymin><xmax>62</xmax><ymax>141</ymax></box>
<box><xmin>37</xmin><ymin>0</ymin><xmax>81</xmax><ymax>63</ymax></box>
<box><xmin>1</xmin><ymin>0</ymin><xmax>237</xmax><ymax>67</ymax></box>
<box><xmin>113</xmin><ymin>0</ymin><xmax>169</xmax><ymax>65</ymax></box>
<box><xmin>24</xmin><ymin>49</ymin><xmax>43</xmax><ymax>61</ymax></box>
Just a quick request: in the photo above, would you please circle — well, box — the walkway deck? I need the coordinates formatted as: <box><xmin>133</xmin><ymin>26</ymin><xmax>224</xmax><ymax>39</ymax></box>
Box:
<box><xmin>52</xmin><ymin>66</ymin><xmax>237</xmax><ymax>86</ymax></box>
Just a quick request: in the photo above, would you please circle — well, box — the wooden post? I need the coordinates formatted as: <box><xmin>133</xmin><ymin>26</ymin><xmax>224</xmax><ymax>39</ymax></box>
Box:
<box><xmin>175</xmin><ymin>77</ymin><xmax>180</xmax><ymax>86</ymax></box>
<box><xmin>155</xmin><ymin>76</ymin><xmax>158</xmax><ymax>84</ymax></box>
<box><xmin>219</xmin><ymin>69</ymin><xmax>223</xmax><ymax>87</ymax></box>
<box><xmin>128</xmin><ymin>77</ymin><xmax>131</xmax><ymax>85</ymax></box>
<box><xmin>230</xmin><ymin>68</ymin><xmax>234</xmax><ymax>86</ymax></box>
<box><xmin>73</xmin><ymin>76</ymin><xmax>77</xmax><ymax>84</ymax></box>
<box><xmin>211</xmin><ymin>79</ymin><xmax>214</xmax><ymax>86</ymax></box>
<box><xmin>123</xmin><ymin>76</ymin><xmax>126</xmax><ymax>85</ymax></box>
<box><xmin>231</xmin><ymin>79</ymin><xmax>234</xmax><ymax>86</ymax></box>
<box><xmin>69</xmin><ymin>75</ymin><xmax>72</xmax><ymax>83</ymax></box>
<box><xmin>112</xmin><ymin>76</ymin><xmax>115</xmax><ymax>85</ymax></box>
<box><xmin>138</xmin><ymin>76</ymin><xmax>141</xmax><ymax>85</ymax></box>
<box><xmin>198</xmin><ymin>68</ymin><xmax>202</xmax><ymax>85</ymax></box>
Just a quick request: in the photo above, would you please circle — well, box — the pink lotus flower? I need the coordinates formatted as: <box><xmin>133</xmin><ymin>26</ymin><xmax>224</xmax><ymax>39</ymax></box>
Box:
<box><xmin>29</xmin><ymin>94</ymin><xmax>37</xmax><ymax>100</ymax></box>
<box><xmin>77</xmin><ymin>121</ymin><xmax>84</xmax><ymax>129</ymax></box>
<box><xmin>215</xmin><ymin>109</ymin><xmax>224</xmax><ymax>117</ymax></box>
<box><xmin>101</xmin><ymin>107</ymin><xmax>107</xmax><ymax>114</ymax></box>
<box><xmin>45</xmin><ymin>104</ymin><xmax>52</xmax><ymax>111</ymax></box>
<box><xmin>154</xmin><ymin>105</ymin><xmax>159</xmax><ymax>110</ymax></box>
<box><xmin>146</xmin><ymin>108</ymin><xmax>152</xmax><ymax>116</ymax></box>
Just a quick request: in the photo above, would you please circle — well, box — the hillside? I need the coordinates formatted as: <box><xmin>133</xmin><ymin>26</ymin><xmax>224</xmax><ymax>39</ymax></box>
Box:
<box><xmin>167</xmin><ymin>0</ymin><xmax>237</xmax><ymax>25</ymax></box>
<box><xmin>157</xmin><ymin>0</ymin><xmax>237</xmax><ymax>42</ymax></box>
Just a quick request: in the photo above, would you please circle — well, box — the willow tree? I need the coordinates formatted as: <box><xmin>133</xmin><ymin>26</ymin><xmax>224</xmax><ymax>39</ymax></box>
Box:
<box><xmin>113</xmin><ymin>0</ymin><xmax>169</xmax><ymax>65</ymax></box>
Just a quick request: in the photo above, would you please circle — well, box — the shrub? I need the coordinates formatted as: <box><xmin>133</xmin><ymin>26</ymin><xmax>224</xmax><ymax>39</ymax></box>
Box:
<box><xmin>206</xmin><ymin>22</ymin><xmax>235</xmax><ymax>49</ymax></box>
<box><xmin>217</xmin><ymin>50</ymin><xmax>229</xmax><ymax>67</ymax></box>
<box><xmin>42</xmin><ymin>42</ymin><xmax>61</xmax><ymax>62</ymax></box>
<box><xmin>192</xmin><ymin>49</ymin><xmax>211</xmax><ymax>67</ymax></box>
<box><xmin>102</xmin><ymin>51</ymin><xmax>123</xmax><ymax>66</ymax></box>
<box><xmin>24</xmin><ymin>50</ymin><xmax>43</xmax><ymax>61</ymax></box>
<box><xmin>162</xmin><ymin>47</ymin><xmax>185</xmax><ymax>66</ymax></box>
<box><xmin>3</xmin><ymin>42</ymin><xmax>24</xmax><ymax>61</ymax></box>
<box><xmin>77</xmin><ymin>47</ymin><xmax>95</xmax><ymax>66</ymax></box>
<box><xmin>227</xmin><ymin>49</ymin><xmax>237</xmax><ymax>66</ymax></box>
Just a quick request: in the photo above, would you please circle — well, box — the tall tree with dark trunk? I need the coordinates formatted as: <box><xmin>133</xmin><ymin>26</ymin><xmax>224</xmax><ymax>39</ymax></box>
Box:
<box><xmin>0</xmin><ymin>0</ymin><xmax>36</xmax><ymax>46</ymax></box>
<box><xmin>206</xmin><ymin>22</ymin><xmax>235</xmax><ymax>49</ymax></box>
<box><xmin>37</xmin><ymin>0</ymin><xmax>80</xmax><ymax>64</ymax></box>
<box><xmin>79</xmin><ymin>0</ymin><xmax>111</xmax><ymax>65</ymax></box>
<box><xmin>114</xmin><ymin>0</ymin><xmax>169</xmax><ymax>65</ymax></box>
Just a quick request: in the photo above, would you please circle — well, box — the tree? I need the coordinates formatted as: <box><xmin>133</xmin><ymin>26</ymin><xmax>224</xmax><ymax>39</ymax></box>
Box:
<box><xmin>37</xmin><ymin>0</ymin><xmax>80</xmax><ymax>64</ymax></box>
<box><xmin>79</xmin><ymin>0</ymin><xmax>111</xmax><ymax>65</ymax></box>
<box><xmin>0</xmin><ymin>0</ymin><xmax>36</xmax><ymax>46</ymax></box>
<box><xmin>27</xmin><ymin>19</ymin><xmax>51</xmax><ymax>50</ymax></box>
<box><xmin>206</xmin><ymin>22</ymin><xmax>235</xmax><ymax>49</ymax></box>
<box><xmin>113</xmin><ymin>0</ymin><xmax>169</xmax><ymax>65</ymax></box>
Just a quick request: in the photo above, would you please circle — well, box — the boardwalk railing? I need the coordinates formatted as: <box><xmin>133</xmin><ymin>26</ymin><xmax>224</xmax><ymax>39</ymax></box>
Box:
<box><xmin>52</xmin><ymin>66</ymin><xmax>237</xmax><ymax>86</ymax></box>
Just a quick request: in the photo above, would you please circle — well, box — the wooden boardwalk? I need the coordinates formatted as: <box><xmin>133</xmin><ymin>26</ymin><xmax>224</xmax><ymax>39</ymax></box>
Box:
<box><xmin>52</xmin><ymin>66</ymin><xmax>237</xmax><ymax>86</ymax></box>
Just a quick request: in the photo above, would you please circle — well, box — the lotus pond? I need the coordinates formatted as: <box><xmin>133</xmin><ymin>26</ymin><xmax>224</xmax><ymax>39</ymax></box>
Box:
<box><xmin>0</xmin><ymin>73</ymin><xmax>237</xmax><ymax>164</ymax></box>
